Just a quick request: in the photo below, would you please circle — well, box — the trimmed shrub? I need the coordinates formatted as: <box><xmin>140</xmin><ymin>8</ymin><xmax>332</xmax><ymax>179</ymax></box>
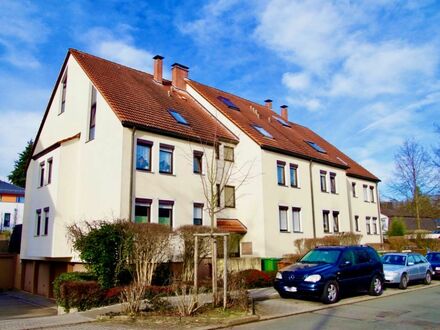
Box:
<box><xmin>53</xmin><ymin>272</ymin><xmax>97</xmax><ymax>304</ymax></box>
<box><xmin>144</xmin><ymin>285</ymin><xmax>174</xmax><ymax>299</ymax></box>
<box><xmin>388</xmin><ymin>237</ymin><xmax>411</xmax><ymax>252</ymax></box>
<box><xmin>59</xmin><ymin>280</ymin><xmax>104</xmax><ymax>312</ymax></box>
<box><xmin>235</xmin><ymin>269</ymin><xmax>272</xmax><ymax>289</ymax></box>
<box><xmin>388</xmin><ymin>217</ymin><xmax>406</xmax><ymax>236</ymax></box>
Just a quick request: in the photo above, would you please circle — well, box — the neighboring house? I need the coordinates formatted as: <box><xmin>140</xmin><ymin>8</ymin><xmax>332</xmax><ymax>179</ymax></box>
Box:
<box><xmin>0</xmin><ymin>180</ymin><xmax>25</xmax><ymax>232</ymax></box>
<box><xmin>21</xmin><ymin>49</ymin><xmax>381</xmax><ymax>297</ymax></box>
<box><xmin>380</xmin><ymin>213</ymin><xmax>389</xmax><ymax>233</ymax></box>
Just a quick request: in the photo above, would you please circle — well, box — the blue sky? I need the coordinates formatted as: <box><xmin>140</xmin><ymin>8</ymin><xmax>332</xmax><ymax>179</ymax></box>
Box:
<box><xmin>1</xmin><ymin>0</ymin><xmax>439</xmax><ymax>198</ymax></box>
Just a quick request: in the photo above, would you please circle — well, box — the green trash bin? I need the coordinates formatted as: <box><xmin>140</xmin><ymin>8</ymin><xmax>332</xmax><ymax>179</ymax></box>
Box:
<box><xmin>262</xmin><ymin>258</ymin><xmax>281</xmax><ymax>271</ymax></box>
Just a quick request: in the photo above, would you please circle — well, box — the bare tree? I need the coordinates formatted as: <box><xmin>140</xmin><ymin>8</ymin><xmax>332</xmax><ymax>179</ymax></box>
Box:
<box><xmin>389</xmin><ymin>138</ymin><xmax>436</xmax><ymax>230</ymax></box>
<box><xmin>433</xmin><ymin>124</ymin><xmax>440</xmax><ymax>192</ymax></box>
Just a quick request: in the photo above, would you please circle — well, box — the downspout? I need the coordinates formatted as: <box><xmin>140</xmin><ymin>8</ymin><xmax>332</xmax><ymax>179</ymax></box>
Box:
<box><xmin>376</xmin><ymin>183</ymin><xmax>384</xmax><ymax>247</ymax></box>
<box><xmin>128</xmin><ymin>127</ymin><xmax>136</xmax><ymax>221</ymax></box>
<box><xmin>309</xmin><ymin>160</ymin><xmax>316</xmax><ymax>239</ymax></box>
<box><xmin>347</xmin><ymin>179</ymin><xmax>354</xmax><ymax>233</ymax></box>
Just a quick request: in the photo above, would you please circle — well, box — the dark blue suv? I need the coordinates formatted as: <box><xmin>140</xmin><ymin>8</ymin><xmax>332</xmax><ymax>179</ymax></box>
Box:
<box><xmin>274</xmin><ymin>246</ymin><xmax>384</xmax><ymax>303</ymax></box>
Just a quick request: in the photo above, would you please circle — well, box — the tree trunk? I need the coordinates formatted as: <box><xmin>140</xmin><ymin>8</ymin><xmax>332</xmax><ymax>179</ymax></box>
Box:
<box><xmin>211</xmin><ymin>237</ymin><xmax>218</xmax><ymax>306</ymax></box>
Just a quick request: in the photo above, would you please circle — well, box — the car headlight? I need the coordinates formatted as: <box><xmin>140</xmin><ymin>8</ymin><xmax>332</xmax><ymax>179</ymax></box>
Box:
<box><xmin>436</xmin><ymin>267</ymin><xmax>440</xmax><ymax>271</ymax></box>
<box><xmin>304</xmin><ymin>274</ymin><xmax>321</xmax><ymax>283</ymax></box>
<box><xmin>276</xmin><ymin>272</ymin><xmax>282</xmax><ymax>280</ymax></box>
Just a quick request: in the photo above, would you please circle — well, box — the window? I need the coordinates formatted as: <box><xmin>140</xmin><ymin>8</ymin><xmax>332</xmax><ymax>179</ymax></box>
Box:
<box><xmin>169</xmin><ymin>109</ymin><xmax>189</xmax><ymax>125</ymax></box>
<box><xmin>47</xmin><ymin>158</ymin><xmax>53</xmax><ymax>184</ymax></box>
<box><xmin>363</xmin><ymin>185</ymin><xmax>368</xmax><ymax>202</ymax></box>
<box><xmin>224</xmin><ymin>146</ymin><xmax>234</xmax><ymax>162</ymax></box>
<box><xmin>16</xmin><ymin>196</ymin><xmax>25</xmax><ymax>203</ymax></box>
<box><xmin>60</xmin><ymin>72</ymin><xmax>67</xmax><ymax>114</ymax></box>
<box><xmin>366</xmin><ymin>217</ymin><xmax>371</xmax><ymax>234</ymax></box>
<box><xmin>39</xmin><ymin>162</ymin><xmax>45</xmax><ymax>187</ymax></box>
<box><xmin>279</xmin><ymin>206</ymin><xmax>288</xmax><ymax>232</ymax></box>
<box><xmin>216</xmin><ymin>184</ymin><xmax>221</xmax><ymax>207</ymax></box>
<box><xmin>330</xmin><ymin>172</ymin><xmax>336</xmax><ymax>194</ymax></box>
<box><xmin>372</xmin><ymin>217</ymin><xmax>378</xmax><ymax>234</ymax></box>
<box><xmin>306</xmin><ymin>141</ymin><xmax>326</xmax><ymax>153</ymax></box>
<box><xmin>274</xmin><ymin>116</ymin><xmax>290</xmax><ymax>127</ymax></box>
<box><xmin>3</xmin><ymin>213</ymin><xmax>10</xmax><ymax>228</ymax></box>
<box><xmin>35</xmin><ymin>209</ymin><xmax>41</xmax><ymax>236</ymax></box>
<box><xmin>159</xmin><ymin>144</ymin><xmax>174</xmax><ymax>174</ymax></box>
<box><xmin>333</xmin><ymin>211</ymin><xmax>339</xmax><ymax>233</ymax></box>
<box><xmin>370</xmin><ymin>186</ymin><xmax>375</xmax><ymax>202</ymax></box>
<box><xmin>193</xmin><ymin>151</ymin><xmax>203</xmax><ymax>174</ymax></box>
<box><xmin>136</xmin><ymin>140</ymin><xmax>153</xmax><ymax>171</ymax></box>
<box><xmin>290</xmin><ymin>164</ymin><xmax>298</xmax><ymax>187</ymax></box>
<box><xmin>135</xmin><ymin>198</ymin><xmax>151</xmax><ymax>223</ymax></box>
<box><xmin>224</xmin><ymin>186</ymin><xmax>235</xmax><ymax>208</ymax></box>
<box><xmin>88</xmin><ymin>86</ymin><xmax>97</xmax><ymax>140</ymax></box>
<box><xmin>277</xmin><ymin>161</ymin><xmax>286</xmax><ymax>185</ymax></box>
<box><xmin>323</xmin><ymin>211</ymin><xmax>330</xmax><ymax>233</ymax></box>
<box><xmin>407</xmin><ymin>255</ymin><xmax>415</xmax><ymax>265</ymax></box>
<box><xmin>352</xmin><ymin>182</ymin><xmax>356</xmax><ymax>197</ymax></box>
<box><xmin>354</xmin><ymin>215</ymin><xmax>360</xmax><ymax>232</ymax></box>
<box><xmin>215</xmin><ymin>143</ymin><xmax>220</xmax><ymax>159</ymax></box>
<box><xmin>320</xmin><ymin>171</ymin><xmax>327</xmax><ymax>192</ymax></box>
<box><xmin>217</xmin><ymin>96</ymin><xmax>239</xmax><ymax>110</ymax></box>
<box><xmin>292</xmin><ymin>207</ymin><xmax>301</xmax><ymax>232</ymax></box>
<box><xmin>354</xmin><ymin>250</ymin><xmax>370</xmax><ymax>264</ymax></box>
<box><xmin>193</xmin><ymin>203</ymin><xmax>203</xmax><ymax>225</ymax></box>
<box><xmin>43</xmin><ymin>207</ymin><xmax>49</xmax><ymax>236</ymax></box>
<box><xmin>252</xmin><ymin>125</ymin><xmax>273</xmax><ymax>138</ymax></box>
<box><xmin>158</xmin><ymin>201</ymin><xmax>173</xmax><ymax>227</ymax></box>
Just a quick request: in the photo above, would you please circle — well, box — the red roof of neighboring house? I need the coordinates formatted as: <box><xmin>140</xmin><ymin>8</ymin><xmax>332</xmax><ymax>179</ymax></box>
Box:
<box><xmin>217</xmin><ymin>219</ymin><xmax>248</xmax><ymax>234</ymax></box>
<box><xmin>188</xmin><ymin>80</ymin><xmax>379</xmax><ymax>182</ymax></box>
<box><xmin>69</xmin><ymin>49</ymin><xmax>238</xmax><ymax>145</ymax></box>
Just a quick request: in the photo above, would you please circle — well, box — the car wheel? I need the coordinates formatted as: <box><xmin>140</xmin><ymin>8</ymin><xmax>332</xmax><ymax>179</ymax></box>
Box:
<box><xmin>399</xmin><ymin>273</ymin><xmax>408</xmax><ymax>290</ymax></box>
<box><xmin>424</xmin><ymin>271</ymin><xmax>432</xmax><ymax>285</ymax></box>
<box><xmin>368</xmin><ymin>275</ymin><xmax>383</xmax><ymax>296</ymax></box>
<box><xmin>321</xmin><ymin>280</ymin><xmax>339</xmax><ymax>304</ymax></box>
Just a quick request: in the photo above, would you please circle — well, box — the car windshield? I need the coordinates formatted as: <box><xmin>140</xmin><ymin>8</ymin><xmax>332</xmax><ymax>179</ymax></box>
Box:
<box><xmin>427</xmin><ymin>253</ymin><xmax>440</xmax><ymax>262</ymax></box>
<box><xmin>382</xmin><ymin>254</ymin><xmax>406</xmax><ymax>266</ymax></box>
<box><xmin>300</xmin><ymin>249</ymin><xmax>341</xmax><ymax>264</ymax></box>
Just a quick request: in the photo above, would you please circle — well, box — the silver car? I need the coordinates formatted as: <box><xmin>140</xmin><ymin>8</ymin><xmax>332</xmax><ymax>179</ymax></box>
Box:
<box><xmin>382</xmin><ymin>253</ymin><xmax>433</xmax><ymax>289</ymax></box>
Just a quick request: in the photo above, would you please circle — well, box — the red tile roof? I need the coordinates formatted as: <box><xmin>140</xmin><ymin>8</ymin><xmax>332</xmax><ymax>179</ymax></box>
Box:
<box><xmin>188</xmin><ymin>80</ymin><xmax>379</xmax><ymax>182</ymax></box>
<box><xmin>69</xmin><ymin>49</ymin><xmax>238</xmax><ymax>145</ymax></box>
<box><xmin>217</xmin><ymin>219</ymin><xmax>247</xmax><ymax>234</ymax></box>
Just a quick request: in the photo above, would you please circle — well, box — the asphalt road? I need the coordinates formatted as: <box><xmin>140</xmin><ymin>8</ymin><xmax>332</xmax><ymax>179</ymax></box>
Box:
<box><xmin>0</xmin><ymin>292</ymin><xmax>57</xmax><ymax>320</ymax></box>
<box><xmin>233</xmin><ymin>285</ymin><xmax>440</xmax><ymax>330</ymax></box>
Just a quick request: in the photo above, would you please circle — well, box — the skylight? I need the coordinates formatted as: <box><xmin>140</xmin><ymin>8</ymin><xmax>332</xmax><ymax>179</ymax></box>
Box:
<box><xmin>217</xmin><ymin>96</ymin><xmax>240</xmax><ymax>110</ymax></box>
<box><xmin>273</xmin><ymin>116</ymin><xmax>290</xmax><ymax>127</ymax></box>
<box><xmin>305</xmin><ymin>141</ymin><xmax>326</xmax><ymax>153</ymax></box>
<box><xmin>169</xmin><ymin>109</ymin><xmax>189</xmax><ymax>125</ymax></box>
<box><xmin>253</xmin><ymin>125</ymin><xmax>273</xmax><ymax>138</ymax></box>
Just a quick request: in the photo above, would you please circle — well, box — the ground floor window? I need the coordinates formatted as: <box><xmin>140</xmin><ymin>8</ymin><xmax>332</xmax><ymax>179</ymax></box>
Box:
<box><xmin>333</xmin><ymin>211</ymin><xmax>339</xmax><ymax>233</ymax></box>
<box><xmin>193</xmin><ymin>203</ymin><xmax>203</xmax><ymax>225</ymax></box>
<box><xmin>292</xmin><ymin>207</ymin><xmax>301</xmax><ymax>232</ymax></box>
<box><xmin>323</xmin><ymin>211</ymin><xmax>330</xmax><ymax>233</ymax></box>
<box><xmin>354</xmin><ymin>215</ymin><xmax>359</xmax><ymax>232</ymax></box>
<box><xmin>279</xmin><ymin>206</ymin><xmax>288</xmax><ymax>232</ymax></box>
<box><xmin>135</xmin><ymin>198</ymin><xmax>151</xmax><ymax>223</ymax></box>
<box><xmin>366</xmin><ymin>217</ymin><xmax>371</xmax><ymax>234</ymax></box>
<box><xmin>159</xmin><ymin>201</ymin><xmax>173</xmax><ymax>227</ymax></box>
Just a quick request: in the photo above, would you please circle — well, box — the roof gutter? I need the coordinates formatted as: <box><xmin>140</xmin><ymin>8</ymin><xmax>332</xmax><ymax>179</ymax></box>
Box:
<box><xmin>128</xmin><ymin>127</ymin><xmax>136</xmax><ymax>221</ymax></box>
<box><xmin>309</xmin><ymin>160</ymin><xmax>317</xmax><ymax>239</ymax></box>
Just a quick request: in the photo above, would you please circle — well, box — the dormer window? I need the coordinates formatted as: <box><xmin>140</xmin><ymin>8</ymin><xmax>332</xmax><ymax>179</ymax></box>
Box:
<box><xmin>305</xmin><ymin>141</ymin><xmax>326</xmax><ymax>153</ymax></box>
<box><xmin>252</xmin><ymin>125</ymin><xmax>273</xmax><ymax>138</ymax></box>
<box><xmin>169</xmin><ymin>109</ymin><xmax>189</xmax><ymax>125</ymax></box>
<box><xmin>217</xmin><ymin>96</ymin><xmax>239</xmax><ymax>110</ymax></box>
<box><xmin>273</xmin><ymin>116</ymin><xmax>290</xmax><ymax>127</ymax></box>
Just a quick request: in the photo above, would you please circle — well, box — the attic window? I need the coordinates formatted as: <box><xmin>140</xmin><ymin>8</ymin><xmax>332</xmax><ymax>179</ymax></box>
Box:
<box><xmin>273</xmin><ymin>116</ymin><xmax>290</xmax><ymax>127</ymax></box>
<box><xmin>305</xmin><ymin>141</ymin><xmax>326</xmax><ymax>153</ymax></box>
<box><xmin>217</xmin><ymin>96</ymin><xmax>239</xmax><ymax>110</ymax></box>
<box><xmin>169</xmin><ymin>109</ymin><xmax>189</xmax><ymax>125</ymax></box>
<box><xmin>252</xmin><ymin>125</ymin><xmax>273</xmax><ymax>138</ymax></box>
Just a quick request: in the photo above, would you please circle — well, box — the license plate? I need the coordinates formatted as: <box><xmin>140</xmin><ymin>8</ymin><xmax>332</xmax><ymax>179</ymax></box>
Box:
<box><xmin>284</xmin><ymin>286</ymin><xmax>297</xmax><ymax>292</ymax></box>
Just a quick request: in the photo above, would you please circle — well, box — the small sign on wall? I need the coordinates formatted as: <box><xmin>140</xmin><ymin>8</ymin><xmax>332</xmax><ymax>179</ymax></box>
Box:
<box><xmin>241</xmin><ymin>242</ymin><xmax>253</xmax><ymax>255</ymax></box>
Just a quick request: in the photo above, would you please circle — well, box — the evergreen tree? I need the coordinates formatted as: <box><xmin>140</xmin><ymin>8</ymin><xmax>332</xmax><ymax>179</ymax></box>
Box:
<box><xmin>8</xmin><ymin>140</ymin><xmax>33</xmax><ymax>188</ymax></box>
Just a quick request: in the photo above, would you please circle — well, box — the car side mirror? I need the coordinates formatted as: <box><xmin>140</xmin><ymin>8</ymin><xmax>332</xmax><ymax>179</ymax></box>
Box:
<box><xmin>340</xmin><ymin>260</ymin><xmax>352</xmax><ymax>267</ymax></box>
<box><xmin>408</xmin><ymin>262</ymin><xmax>414</xmax><ymax>266</ymax></box>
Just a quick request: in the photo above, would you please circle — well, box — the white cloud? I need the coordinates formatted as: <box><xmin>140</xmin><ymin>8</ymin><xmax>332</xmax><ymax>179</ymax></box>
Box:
<box><xmin>282</xmin><ymin>72</ymin><xmax>311</xmax><ymax>91</ymax></box>
<box><xmin>287</xmin><ymin>96</ymin><xmax>321</xmax><ymax>112</ymax></box>
<box><xmin>0</xmin><ymin>111</ymin><xmax>41</xmax><ymax>181</ymax></box>
<box><xmin>82</xmin><ymin>27</ymin><xmax>154</xmax><ymax>72</ymax></box>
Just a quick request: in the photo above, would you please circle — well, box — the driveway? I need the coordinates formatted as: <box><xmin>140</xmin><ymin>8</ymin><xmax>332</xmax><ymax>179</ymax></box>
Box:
<box><xmin>0</xmin><ymin>291</ymin><xmax>57</xmax><ymax>320</ymax></box>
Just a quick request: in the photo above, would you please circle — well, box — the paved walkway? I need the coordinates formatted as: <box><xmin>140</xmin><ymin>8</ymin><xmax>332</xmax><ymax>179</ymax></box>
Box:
<box><xmin>0</xmin><ymin>291</ymin><xmax>56</xmax><ymax>321</ymax></box>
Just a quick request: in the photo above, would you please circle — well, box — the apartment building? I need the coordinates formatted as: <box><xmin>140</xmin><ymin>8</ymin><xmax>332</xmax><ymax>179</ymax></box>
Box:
<box><xmin>21</xmin><ymin>49</ymin><xmax>381</xmax><ymax>296</ymax></box>
<box><xmin>0</xmin><ymin>180</ymin><xmax>25</xmax><ymax>232</ymax></box>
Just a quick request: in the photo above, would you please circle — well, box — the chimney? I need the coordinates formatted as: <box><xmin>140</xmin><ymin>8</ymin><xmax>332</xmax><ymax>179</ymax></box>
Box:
<box><xmin>153</xmin><ymin>55</ymin><xmax>164</xmax><ymax>84</ymax></box>
<box><xmin>171</xmin><ymin>63</ymin><xmax>189</xmax><ymax>90</ymax></box>
<box><xmin>280</xmin><ymin>105</ymin><xmax>288</xmax><ymax>121</ymax></box>
<box><xmin>264</xmin><ymin>99</ymin><xmax>272</xmax><ymax>109</ymax></box>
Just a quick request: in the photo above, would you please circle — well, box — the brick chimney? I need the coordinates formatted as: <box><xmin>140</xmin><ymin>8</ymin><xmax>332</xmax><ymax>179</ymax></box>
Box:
<box><xmin>264</xmin><ymin>99</ymin><xmax>272</xmax><ymax>109</ymax></box>
<box><xmin>171</xmin><ymin>63</ymin><xmax>189</xmax><ymax>90</ymax></box>
<box><xmin>280</xmin><ymin>105</ymin><xmax>288</xmax><ymax>121</ymax></box>
<box><xmin>153</xmin><ymin>55</ymin><xmax>164</xmax><ymax>84</ymax></box>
